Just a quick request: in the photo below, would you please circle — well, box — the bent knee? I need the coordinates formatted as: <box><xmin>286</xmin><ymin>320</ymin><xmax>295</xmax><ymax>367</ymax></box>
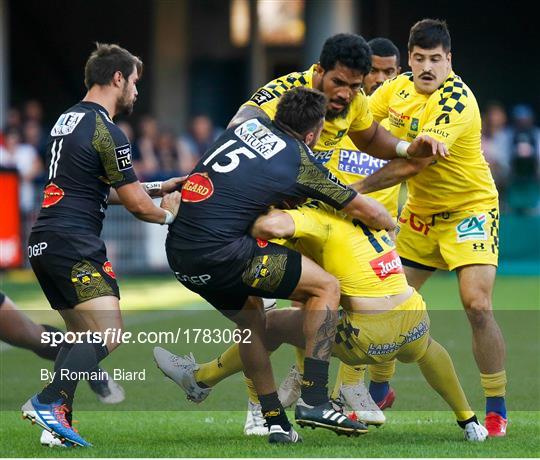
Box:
<box><xmin>319</xmin><ymin>273</ymin><xmax>340</xmax><ymax>304</ymax></box>
<box><xmin>465</xmin><ymin>306</ymin><xmax>494</xmax><ymax>329</ymax></box>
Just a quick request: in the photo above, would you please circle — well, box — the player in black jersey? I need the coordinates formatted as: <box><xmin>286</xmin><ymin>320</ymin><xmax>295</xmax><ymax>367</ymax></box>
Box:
<box><xmin>158</xmin><ymin>87</ymin><xmax>396</xmax><ymax>443</ymax></box>
<box><xmin>21</xmin><ymin>43</ymin><xmax>182</xmax><ymax>447</ymax></box>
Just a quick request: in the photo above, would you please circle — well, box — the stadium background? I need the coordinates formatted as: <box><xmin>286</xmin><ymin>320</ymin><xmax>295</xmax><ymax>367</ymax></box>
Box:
<box><xmin>0</xmin><ymin>0</ymin><xmax>539</xmax><ymax>457</ymax></box>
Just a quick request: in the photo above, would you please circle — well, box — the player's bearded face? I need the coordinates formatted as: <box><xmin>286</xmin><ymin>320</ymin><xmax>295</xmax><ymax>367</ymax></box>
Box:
<box><xmin>315</xmin><ymin>63</ymin><xmax>363</xmax><ymax>121</ymax></box>
<box><xmin>117</xmin><ymin>70</ymin><xmax>139</xmax><ymax>116</ymax></box>
<box><xmin>409</xmin><ymin>46</ymin><xmax>452</xmax><ymax>95</ymax></box>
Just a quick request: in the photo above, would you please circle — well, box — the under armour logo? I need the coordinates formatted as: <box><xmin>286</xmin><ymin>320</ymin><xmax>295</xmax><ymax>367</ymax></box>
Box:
<box><xmin>473</xmin><ymin>243</ymin><xmax>485</xmax><ymax>250</ymax></box>
<box><xmin>398</xmin><ymin>89</ymin><xmax>409</xmax><ymax>99</ymax></box>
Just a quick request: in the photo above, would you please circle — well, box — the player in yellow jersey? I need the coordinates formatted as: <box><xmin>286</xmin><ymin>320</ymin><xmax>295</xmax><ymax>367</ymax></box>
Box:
<box><xmin>153</xmin><ymin>206</ymin><xmax>489</xmax><ymax>441</ymax></box>
<box><xmin>354</xmin><ymin>19</ymin><xmax>507</xmax><ymax>437</ymax></box>
<box><xmin>283</xmin><ymin>37</ymin><xmax>404</xmax><ymax>425</ymax></box>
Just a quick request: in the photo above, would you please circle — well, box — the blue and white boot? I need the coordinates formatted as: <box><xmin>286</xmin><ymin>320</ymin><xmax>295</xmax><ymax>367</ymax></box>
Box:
<box><xmin>22</xmin><ymin>395</ymin><xmax>91</xmax><ymax>447</ymax></box>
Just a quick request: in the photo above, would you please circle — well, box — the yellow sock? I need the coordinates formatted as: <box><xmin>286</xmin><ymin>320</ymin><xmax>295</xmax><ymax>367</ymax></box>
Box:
<box><xmin>480</xmin><ymin>370</ymin><xmax>507</xmax><ymax>397</ymax></box>
<box><xmin>295</xmin><ymin>347</ymin><xmax>305</xmax><ymax>374</ymax></box>
<box><xmin>244</xmin><ymin>375</ymin><xmax>260</xmax><ymax>404</ymax></box>
<box><xmin>417</xmin><ymin>339</ymin><xmax>475</xmax><ymax>422</ymax></box>
<box><xmin>368</xmin><ymin>360</ymin><xmax>396</xmax><ymax>383</ymax></box>
<box><xmin>331</xmin><ymin>363</ymin><xmax>366</xmax><ymax>399</ymax></box>
<box><xmin>195</xmin><ymin>343</ymin><xmax>243</xmax><ymax>387</ymax></box>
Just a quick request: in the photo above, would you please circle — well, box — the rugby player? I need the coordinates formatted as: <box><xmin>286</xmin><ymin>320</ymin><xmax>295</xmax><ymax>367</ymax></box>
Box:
<box><xmin>159</xmin><ymin>87</ymin><xmax>407</xmax><ymax>443</ymax></box>
<box><xmin>153</xmin><ymin>205</ymin><xmax>489</xmax><ymax>442</ymax></box>
<box><xmin>354</xmin><ymin>19</ymin><xmax>508</xmax><ymax>437</ymax></box>
<box><xmin>156</xmin><ymin>33</ymin><xmax>446</xmax><ymax>437</ymax></box>
<box><xmin>309</xmin><ymin>36</ymin><xmax>404</xmax><ymax>424</ymax></box>
<box><xmin>20</xmin><ymin>43</ymin><xmax>182</xmax><ymax>447</ymax></box>
<box><xmin>0</xmin><ymin>291</ymin><xmax>124</xmax><ymax>447</ymax></box>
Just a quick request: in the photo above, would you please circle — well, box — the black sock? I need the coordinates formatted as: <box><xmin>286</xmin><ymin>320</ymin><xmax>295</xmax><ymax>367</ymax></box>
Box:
<box><xmin>32</xmin><ymin>325</ymin><xmax>63</xmax><ymax>361</ymax></box>
<box><xmin>38</xmin><ymin>341</ymin><xmax>109</xmax><ymax>404</ymax></box>
<box><xmin>259</xmin><ymin>392</ymin><xmax>291</xmax><ymax>431</ymax></box>
<box><xmin>457</xmin><ymin>415</ymin><xmax>478</xmax><ymax>429</ymax></box>
<box><xmin>301</xmin><ymin>357</ymin><xmax>329</xmax><ymax>406</ymax></box>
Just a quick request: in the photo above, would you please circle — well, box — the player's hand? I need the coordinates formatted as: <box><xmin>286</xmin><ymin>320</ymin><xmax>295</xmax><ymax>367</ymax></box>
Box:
<box><xmin>161</xmin><ymin>176</ymin><xmax>189</xmax><ymax>195</ymax></box>
<box><xmin>160</xmin><ymin>191</ymin><xmax>182</xmax><ymax>218</ymax></box>
<box><xmin>407</xmin><ymin>135</ymin><xmax>449</xmax><ymax>159</ymax></box>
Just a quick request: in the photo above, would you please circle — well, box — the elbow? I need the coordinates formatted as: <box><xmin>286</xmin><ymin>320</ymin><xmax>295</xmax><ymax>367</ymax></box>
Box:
<box><xmin>252</xmin><ymin>214</ymin><xmax>289</xmax><ymax>240</ymax></box>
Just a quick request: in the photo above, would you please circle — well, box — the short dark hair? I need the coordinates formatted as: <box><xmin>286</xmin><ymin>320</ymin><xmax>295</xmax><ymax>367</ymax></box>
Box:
<box><xmin>84</xmin><ymin>43</ymin><xmax>143</xmax><ymax>90</ymax></box>
<box><xmin>319</xmin><ymin>33</ymin><xmax>372</xmax><ymax>74</ymax></box>
<box><xmin>275</xmin><ymin>87</ymin><xmax>327</xmax><ymax>136</ymax></box>
<box><xmin>408</xmin><ymin>19</ymin><xmax>451</xmax><ymax>52</ymax></box>
<box><xmin>368</xmin><ymin>37</ymin><xmax>401</xmax><ymax>66</ymax></box>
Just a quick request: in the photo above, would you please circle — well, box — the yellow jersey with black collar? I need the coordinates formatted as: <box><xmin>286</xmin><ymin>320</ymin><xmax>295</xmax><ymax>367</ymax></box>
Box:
<box><xmin>369</xmin><ymin>71</ymin><xmax>498</xmax><ymax>215</ymax></box>
<box><xmin>244</xmin><ymin>64</ymin><xmax>373</xmax><ymax>165</ymax></box>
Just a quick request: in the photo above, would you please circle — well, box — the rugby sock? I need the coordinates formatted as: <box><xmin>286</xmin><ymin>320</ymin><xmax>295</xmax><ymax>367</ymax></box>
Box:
<box><xmin>417</xmin><ymin>340</ymin><xmax>475</xmax><ymax>421</ymax></box>
<box><xmin>295</xmin><ymin>347</ymin><xmax>305</xmax><ymax>374</ymax></box>
<box><xmin>244</xmin><ymin>375</ymin><xmax>260</xmax><ymax>404</ymax></box>
<box><xmin>457</xmin><ymin>415</ymin><xmax>479</xmax><ymax>429</ymax></box>
<box><xmin>259</xmin><ymin>392</ymin><xmax>290</xmax><ymax>431</ymax></box>
<box><xmin>301</xmin><ymin>357</ymin><xmax>329</xmax><ymax>406</ymax></box>
<box><xmin>486</xmin><ymin>397</ymin><xmax>507</xmax><ymax>419</ymax></box>
<box><xmin>481</xmin><ymin>371</ymin><xmax>507</xmax><ymax>418</ymax></box>
<box><xmin>195</xmin><ymin>343</ymin><xmax>243</xmax><ymax>388</ymax></box>
<box><xmin>368</xmin><ymin>360</ymin><xmax>395</xmax><ymax>403</ymax></box>
<box><xmin>331</xmin><ymin>363</ymin><xmax>366</xmax><ymax>399</ymax></box>
<box><xmin>369</xmin><ymin>381</ymin><xmax>390</xmax><ymax>405</ymax></box>
<box><xmin>38</xmin><ymin>341</ymin><xmax>109</xmax><ymax>404</ymax></box>
<box><xmin>32</xmin><ymin>325</ymin><xmax>63</xmax><ymax>361</ymax></box>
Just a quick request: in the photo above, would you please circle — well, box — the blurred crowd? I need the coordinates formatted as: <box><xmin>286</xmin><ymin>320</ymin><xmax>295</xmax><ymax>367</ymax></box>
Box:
<box><xmin>1</xmin><ymin>99</ymin><xmax>539</xmax><ymax>216</ymax></box>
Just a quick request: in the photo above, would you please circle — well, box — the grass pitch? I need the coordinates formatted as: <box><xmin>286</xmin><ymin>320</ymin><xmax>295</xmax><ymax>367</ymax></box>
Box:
<box><xmin>0</xmin><ymin>272</ymin><xmax>539</xmax><ymax>457</ymax></box>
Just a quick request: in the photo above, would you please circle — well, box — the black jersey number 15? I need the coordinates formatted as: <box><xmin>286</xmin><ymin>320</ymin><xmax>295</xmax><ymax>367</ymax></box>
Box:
<box><xmin>203</xmin><ymin>140</ymin><xmax>257</xmax><ymax>173</ymax></box>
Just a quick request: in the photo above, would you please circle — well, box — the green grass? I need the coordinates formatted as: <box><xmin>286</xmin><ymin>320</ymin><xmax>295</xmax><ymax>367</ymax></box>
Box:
<box><xmin>1</xmin><ymin>411</ymin><xmax>539</xmax><ymax>457</ymax></box>
<box><xmin>0</xmin><ymin>273</ymin><xmax>539</xmax><ymax>457</ymax></box>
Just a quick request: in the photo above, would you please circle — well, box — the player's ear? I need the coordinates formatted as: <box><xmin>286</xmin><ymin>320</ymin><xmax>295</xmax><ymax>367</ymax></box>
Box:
<box><xmin>112</xmin><ymin>70</ymin><xmax>123</xmax><ymax>88</ymax></box>
<box><xmin>315</xmin><ymin>63</ymin><xmax>324</xmax><ymax>75</ymax></box>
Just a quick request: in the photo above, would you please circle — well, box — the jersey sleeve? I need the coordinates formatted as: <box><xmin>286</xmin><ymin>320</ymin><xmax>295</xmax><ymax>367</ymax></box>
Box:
<box><xmin>348</xmin><ymin>90</ymin><xmax>374</xmax><ymax>132</ymax></box>
<box><xmin>92</xmin><ymin>113</ymin><xmax>138</xmax><ymax>188</ymax></box>
<box><xmin>243</xmin><ymin>70</ymin><xmax>310</xmax><ymax>120</ymax></box>
<box><xmin>368</xmin><ymin>78</ymin><xmax>393</xmax><ymax>122</ymax></box>
<box><xmin>290</xmin><ymin>144</ymin><xmax>357</xmax><ymax>210</ymax></box>
<box><xmin>420</xmin><ymin>83</ymin><xmax>473</xmax><ymax>150</ymax></box>
<box><xmin>244</xmin><ymin>87</ymin><xmax>280</xmax><ymax>119</ymax></box>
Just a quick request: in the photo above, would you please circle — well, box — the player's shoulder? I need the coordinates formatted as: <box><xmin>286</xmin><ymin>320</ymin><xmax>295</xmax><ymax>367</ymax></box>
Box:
<box><xmin>49</xmin><ymin>102</ymin><xmax>96</xmax><ymax>138</ymax></box>
<box><xmin>434</xmin><ymin>72</ymin><xmax>477</xmax><ymax>116</ymax></box>
<box><xmin>370</xmin><ymin>72</ymin><xmax>413</xmax><ymax>101</ymax></box>
<box><xmin>233</xmin><ymin>117</ymin><xmax>300</xmax><ymax>158</ymax></box>
<box><xmin>248</xmin><ymin>67</ymin><xmax>312</xmax><ymax>107</ymax></box>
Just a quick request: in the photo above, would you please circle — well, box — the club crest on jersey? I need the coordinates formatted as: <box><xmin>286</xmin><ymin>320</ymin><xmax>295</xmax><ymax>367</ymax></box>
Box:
<box><xmin>181</xmin><ymin>173</ymin><xmax>214</xmax><ymax>202</ymax></box>
<box><xmin>103</xmin><ymin>261</ymin><xmax>116</xmax><ymax>279</ymax></box>
<box><xmin>115</xmin><ymin>144</ymin><xmax>132</xmax><ymax>171</ymax></box>
<box><xmin>50</xmin><ymin>112</ymin><xmax>85</xmax><ymax>136</ymax></box>
<box><xmin>337</xmin><ymin>149</ymin><xmax>389</xmax><ymax>176</ymax></box>
<box><xmin>42</xmin><ymin>182</ymin><xmax>65</xmax><ymax>208</ymax></box>
<box><xmin>235</xmin><ymin>118</ymin><xmax>286</xmax><ymax>159</ymax></box>
<box><xmin>456</xmin><ymin>214</ymin><xmax>487</xmax><ymax>242</ymax></box>
<box><xmin>369</xmin><ymin>250</ymin><xmax>403</xmax><ymax>280</ymax></box>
